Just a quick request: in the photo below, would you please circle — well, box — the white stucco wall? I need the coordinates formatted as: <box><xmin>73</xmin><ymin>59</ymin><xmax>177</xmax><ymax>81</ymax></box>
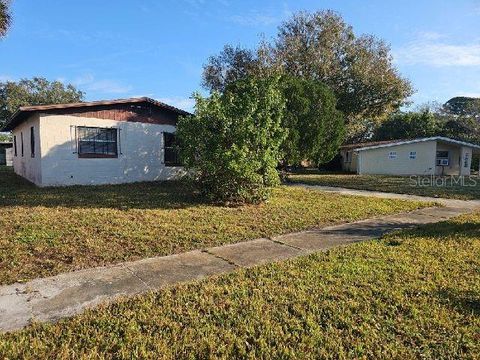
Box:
<box><xmin>38</xmin><ymin>114</ymin><xmax>185</xmax><ymax>186</ymax></box>
<box><xmin>11</xmin><ymin>114</ymin><xmax>42</xmax><ymax>185</ymax></box>
<box><xmin>358</xmin><ymin>140</ymin><xmax>437</xmax><ymax>175</ymax></box>
<box><xmin>5</xmin><ymin>148</ymin><xmax>13</xmax><ymax>166</ymax></box>
<box><xmin>460</xmin><ymin>146</ymin><xmax>473</xmax><ymax>175</ymax></box>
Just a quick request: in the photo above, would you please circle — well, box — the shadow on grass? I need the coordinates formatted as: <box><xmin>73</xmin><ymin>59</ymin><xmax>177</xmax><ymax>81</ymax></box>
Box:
<box><xmin>437</xmin><ymin>288</ymin><xmax>480</xmax><ymax>316</ymax></box>
<box><xmin>402</xmin><ymin>219</ymin><xmax>480</xmax><ymax>239</ymax></box>
<box><xmin>0</xmin><ymin>167</ymin><xmax>205</xmax><ymax>210</ymax></box>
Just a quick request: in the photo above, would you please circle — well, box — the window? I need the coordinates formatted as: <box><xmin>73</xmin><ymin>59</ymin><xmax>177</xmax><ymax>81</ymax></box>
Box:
<box><xmin>436</xmin><ymin>151</ymin><xmax>449</xmax><ymax>166</ymax></box>
<box><xmin>388</xmin><ymin>151</ymin><xmax>397</xmax><ymax>159</ymax></box>
<box><xmin>345</xmin><ymin>151</ymin><xmax>352</xmax><ymax>163</ymax></box>
<box><xmin>464</xmin><ymin>152</ymin><xmax>470</xmax><ymax>168</ymax></box>
<box><xmin>13</xmin><ymin>135</ymin><xmax>17</xmax><ymax>157</ymax></box>
<box><xmin>163</xmin><ymin>132</ymin><xmax>181</xmax><ymax>166</ymax></box>
<box><xmin>77</xmin><ymin>126</ymin><xmax>118</xmax><ymax>158</ymax></box>
<box><xmin>409</xmin><ymin>151</ymin><xmax>417</xmax><ymax>159</ymax></box>
<box><xmin>20</xmin><ymin>132</ymin><xmax>24</xmax><ymax>157</ymax></box>
<box><xmin>30</xmin><ymin>126</ymin><xmax>35</xmax><ymax>158</ymax></box>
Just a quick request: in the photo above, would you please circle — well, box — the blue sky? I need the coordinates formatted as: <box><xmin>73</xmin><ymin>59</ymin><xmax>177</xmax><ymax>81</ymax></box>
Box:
<box><xmin>1</xmin><ymin>0</ymin><xmax>480</xmax><ymax>111</ymax></box>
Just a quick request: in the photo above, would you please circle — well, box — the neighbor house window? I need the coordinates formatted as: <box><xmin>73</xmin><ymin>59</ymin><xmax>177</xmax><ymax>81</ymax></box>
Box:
<box><xmin>163</xmin><ymin>132</ymin><xmax>181</xmax><ymax>166</ymax></box>
<box><xmin>77</xmin><ymin>126</ymin><xmax>118</xmax><ymax>158</ymax></box>
<box><xmin>388</xmin><ymin>151</ymin><xmax>397</xmax><ymax>159</ymax></box>
<box><xmin>436</xmin><ymin>151</ymin><xmax>449</xmax><ymax>166</ymax></box>
<box><xmin>464</xmin><ymin>152</ymin><xmax>470</xmax><ymax>168</ymax></box>
<box><xmin>409</xmin><ymin>151</ymin><xmax>416</xmax><ymax>159</ymax></box>
<box><xmin>345</xmin><ymin>151</ymin><xmax>352</xmax><ymax>163</ymax></box>
<box><xmin>20</xmin><ymin>132</ymin><xmax>24</xmax><ymax>157</ymax></box>
<box><xmin>13</xmin><ymin>135</ymin><xmax>17</xmax><ymax>156</ymax></box>
<box><xmin>30</xmin><ymin>126</ymin><xmax>35</xmax><ymax>158</ymax></box>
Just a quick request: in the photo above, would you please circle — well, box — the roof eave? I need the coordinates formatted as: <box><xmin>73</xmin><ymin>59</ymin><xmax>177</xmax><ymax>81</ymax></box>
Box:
<box><xmin>2</xmin><ymin>97</ymin><xmax>192</xmax><ymax>131</ymax></box>
<box><xmin>354</xmin><ymin>137</ymin><xmax>480</xmax><ymax>152</ymax></box>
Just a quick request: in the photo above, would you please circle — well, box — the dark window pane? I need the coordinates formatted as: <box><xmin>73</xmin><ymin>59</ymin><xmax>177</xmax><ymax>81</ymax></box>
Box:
<box><xmin>164</xmin><ymin>132</ymin><xmax>175</xmax><ymax>147</ymax></box>
<box><xmin>30</xmin><ymin>126</ymin><xmax>35</xmax><ymax>157</ymax></box>
<box><xmin>163</xmin><ymin>132</ymin><xmax>181</xmax><ymax>166</ymax></box>
<box><xmin>77</xmin><ymin>127</ymin><xmax>118</xmax><ymax>157</ymax></box>
<box><xmin>436</xmin><ymin>151</ymin><xmax>449</xmax><ymax>159</ymax></box>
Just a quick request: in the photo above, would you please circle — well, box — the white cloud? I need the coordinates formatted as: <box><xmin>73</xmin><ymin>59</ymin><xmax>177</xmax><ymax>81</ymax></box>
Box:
<box><xmin>129</xmin><ymin>93</ymin><xmax>155</xmax><ymax>99</ymax></box>
<box><xmin>84</xmin><ymin>79</ymin><xmax>132</xmax><ymax>94</ymax></box>
<box><xmin>72</xmin><ymin>73</ymin><xmax>132</xmax><ymax>94</ymax></box>
<box><xmin>394</xmin><ymin>33</ymin><xmax>480</xmax><ymax>66</ymax></box>
<box><xmin>228</xmin><ymin>4</ymin><xmax>291</xmax><ymax>27</ymax></box>
<box><xmin>229</xmin><ymin>12</ymin><xmax>279</xmax><ymax>27</ymax></box>
<box><xmin>457</xmin><ymin>92</ymin><xmax>480</xmax><ymax>98</ymax></box>
<box><xmin>0</xmin><ymin>74</ymin><xmax>14</xmax><ymax>82</ymax></box>
<box><xmin>156</xmin><ymin>97</ymin><xmax>195</xmax><ymax>112</ymax></box>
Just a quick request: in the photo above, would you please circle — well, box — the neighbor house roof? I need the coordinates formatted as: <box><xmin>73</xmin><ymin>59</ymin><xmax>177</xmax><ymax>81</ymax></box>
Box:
<box><xmin>2</xmin><ymin>97</ymin><xmax>192</xmax><ymax>131</ymax></box>
<box><xmin>340</xmin><ymin>139</ymin><xmax>406</xmax><ymax>151</ymax></box>
<box><xmin>352</xmin><ymin>137</ymin><xmax>480</xmax><ymax>152</ymax></box>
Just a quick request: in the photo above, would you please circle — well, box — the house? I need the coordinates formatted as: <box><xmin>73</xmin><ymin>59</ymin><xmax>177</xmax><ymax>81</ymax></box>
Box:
<box><xmin>0</xmin><ymin>141</ymin><xmax>13</xmax><ymax>166</ymax></box>
<box><xmin>339</xmin><ymin>137</ymin><xmax>480</xmax><ymax>176</ymax></box>
<box><xmin>2</xmin><ymin>97</ymin><xmax>190</xmax><ymax>186</ymax></box>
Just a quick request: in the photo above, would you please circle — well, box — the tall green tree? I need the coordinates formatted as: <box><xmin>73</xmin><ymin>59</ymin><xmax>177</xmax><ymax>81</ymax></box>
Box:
<box><xmin>177</xmin><ymin>76</ymin><xmax>286</xmax><ymax>204</ymax></box>
<box><xmin>0</xmin><ymin>0</ymin><xmax>10</xmax><ymax>38</ymax></box>
<box><xmin>202</xmin><ymin>45</ymin><xmax>259</xmax><ymax>93</ymax></box>
<box><xmin>0</xmin><ymin>77</ymin><xmax>85</xmax><ymax>129</ymax></box>
<box><xmin>202</xmin><ymin>10</ymin><xmax>413</xmax><ymax>142</ymax></box>
<box><xmin>439</xmin><ymin>116</ymin><xmax>480</xmax><ymax>144</ymax></box>
<box><xmin>443</xmin><ymin>97</ymin><xmax>480</xmax><ymax>118</ymax></box>
<box><xmin>281</xmin><ymin>76</ymin><xmax>344</xmax><ymax>166</ymax></box>
<box><xmin>373</xmin><ymin>111</ymin><xmax>439</xmax><ymax>141</ymax></box>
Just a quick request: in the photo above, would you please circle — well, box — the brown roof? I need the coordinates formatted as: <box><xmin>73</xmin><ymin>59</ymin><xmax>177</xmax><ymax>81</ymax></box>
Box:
<box><xmin>2</xmin><ymin>97</ymin><xmax>192</xmax><ymax>131</ymax></box>
<box><xmin>340</xmin><ymin>139</ymin><xmax>406</xmax><ymax>151</ymax></box>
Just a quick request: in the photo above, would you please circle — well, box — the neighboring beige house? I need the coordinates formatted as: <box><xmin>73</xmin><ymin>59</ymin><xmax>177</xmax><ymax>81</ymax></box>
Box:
<box><xmin>340</xmin><ymin>137</ymin><xmax>480</xmax><ymax>176</ymax></box>
<box><xmin>2</xmin><ymin>97</ymin><xmax>189</xmax><ymax>186</ymax></box>
<box><xmin>0</xmin><ymin>141</ymin><xmax>13</xmax><ymax>166</ymax></box>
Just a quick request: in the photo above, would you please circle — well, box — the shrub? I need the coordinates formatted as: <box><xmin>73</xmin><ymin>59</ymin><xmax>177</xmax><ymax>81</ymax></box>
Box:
<box><xmin>177</xmin><ymin>76</ymin><xmax>286</xmax><ymax>204</ymax></box>
<box><xmin>281</xmin><ymin>76</ymin><xmax>345</xmax><ymax>166</ymax></box>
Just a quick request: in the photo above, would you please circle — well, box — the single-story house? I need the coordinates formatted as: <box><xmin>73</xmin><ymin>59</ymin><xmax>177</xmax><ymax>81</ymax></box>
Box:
<box><xmin>339</xmin><ymin>137</ymin><xmax>480</xmax><ymax>176</ymax></box>
<box><xmin>0</xmin><ymin>141</ymin><xmax>13</xmax><ymax>166</ymax></box>
<box><xmin>2</xmin><ymin>97</ymin><xmax>190</xmax><ymax>186</ymax></box>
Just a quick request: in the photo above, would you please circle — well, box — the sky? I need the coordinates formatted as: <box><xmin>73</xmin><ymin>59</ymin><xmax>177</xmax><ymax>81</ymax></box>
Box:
<box><xmin>1</xmin><ymin>0</ymin><xmax>480</xmax><ymax>112</ymax></box>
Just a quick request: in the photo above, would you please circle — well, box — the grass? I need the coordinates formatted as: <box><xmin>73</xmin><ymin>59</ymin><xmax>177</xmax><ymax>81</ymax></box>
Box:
<box><xmin>287</xmin><ymin>169</ymin><xmax>480</xmax><ymax>200</ymax></box>
<box><xmin>1</xmin><ymin>213</ymin><xmax>479</xmax><ymax>359</ymax></box>
<box><xmin>0</xmin><ymin>166</ymin><xmax>429</xmax><ymax>285</ymax></box>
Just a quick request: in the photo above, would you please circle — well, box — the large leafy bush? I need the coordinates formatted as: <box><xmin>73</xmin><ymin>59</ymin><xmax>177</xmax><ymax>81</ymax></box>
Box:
<box><xmin>281</xmin><ymin>76</ymin><xmax>344</xmax><ymax>166</ymax></box>
<box><xmin>177</xmin><ymin>76</ymin><xmax>286</xmax><ymax>204</ymax></box>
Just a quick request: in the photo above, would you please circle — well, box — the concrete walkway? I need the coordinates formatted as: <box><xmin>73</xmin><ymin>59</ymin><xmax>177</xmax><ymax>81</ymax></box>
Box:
<box><xmin>1</xmin><ymin>188</ymin><xmax>479</xmax><ymax>333</ymax></box>
<box><xmin>291</xmin><ymin>184</ymin><xmax>480</xmax><ymax>208</ymax></box>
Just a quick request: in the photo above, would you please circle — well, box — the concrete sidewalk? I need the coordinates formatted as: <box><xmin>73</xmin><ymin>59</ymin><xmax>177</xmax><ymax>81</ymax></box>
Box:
<box><xmin>291</xmin><ymin>183</ymin><xmax>480</xmax><ymax>208</ymax></box>
<box><xmin>1</xmin><ymin>189</ymin><xmax>479</xmax><ymax>333</ymax></box>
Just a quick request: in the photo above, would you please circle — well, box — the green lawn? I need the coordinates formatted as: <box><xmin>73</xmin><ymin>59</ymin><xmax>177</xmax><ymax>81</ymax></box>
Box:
<box><xmin>288</xmin><ymin>170</ymin><xmax>480</xmax><ymax>200</ymax></box>
<box><xmin>0</xmin><ymin>166</ymin><xmax>429</xmax><ymax>285</ymax></box>
<box><xmin>1</xmin><ymin>212</ymin><xmax>479</xmax><ymax>359</ymax></box>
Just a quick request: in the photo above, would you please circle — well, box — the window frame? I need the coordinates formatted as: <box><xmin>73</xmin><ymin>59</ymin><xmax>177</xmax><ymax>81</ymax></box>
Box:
<box><xmin>436</xmin><ymin>150</ymin><xmax>449</xmax><ymax>166</ymax></box>
<box><xmin>388</xmin><ymin>151</ymin><xmax>397</xmax><ymax>159</ymax></box>
<box><xmin>464</xmin><ymin>152</ymin><xmax>470</xmax><ymax>168</ymax></box>
<box><xmin>30</xmin><ymin>126</ymin><xmax>35</xmax><ymax>158</ymax></box>
<box><xmin>77</xmin><ymin>126</ymin><xmax>119</xmax><ymax>159</ymax></box>
<box><xmin>345</xmin><ymin>151</ymin><xmax>352</xmax><ymax>163</ymax></box>
<box><xmin>20</xmin><ymin>132</ymin><xmax>24</xmax><ymax>157</ymax></box>
<box><xmin>13</xmin><ymin>135</ymin><xmax>17</xmax><ymax>157</ymax></box>
<box><xmin>163</xmin><ymin>132</ymin><xmax>181</xmax><ymax>167</ymax></box>
<box><xmin>409</xmin><ymin>151</ymin><xmax>417</xmax><ymax>159</ymax></box>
